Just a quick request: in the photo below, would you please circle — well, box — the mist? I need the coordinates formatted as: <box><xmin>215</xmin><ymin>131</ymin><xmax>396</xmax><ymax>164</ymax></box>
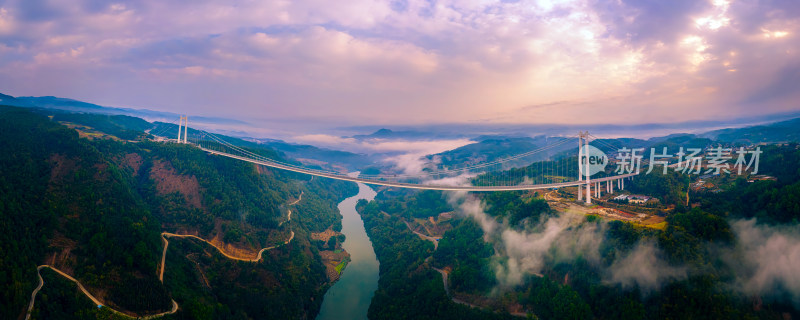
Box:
<box><xmin>731</xmin><ymin>219</ymin><xmax>800</xmax><ymax>306</ymax></box>
<box><xmin>444</xmin><ymin>192</ymin><xmax>800</xmax><ymax>305</ymax></box>
<box><xmin>445</xmin><ymin>192</ymin><xmax>687</xmax><ymax>292</ymax></box>
<box><xmin>607</xmin><ymin>242</ymin><xmax>687</xmax><ymax>292</ymax></box>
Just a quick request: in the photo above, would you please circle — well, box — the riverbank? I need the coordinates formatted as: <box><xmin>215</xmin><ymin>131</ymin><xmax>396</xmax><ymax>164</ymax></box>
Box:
<box><xmin>316</xmin><ymin>182</ymin><xmax>379</xmax><ymax>320</ymax></box>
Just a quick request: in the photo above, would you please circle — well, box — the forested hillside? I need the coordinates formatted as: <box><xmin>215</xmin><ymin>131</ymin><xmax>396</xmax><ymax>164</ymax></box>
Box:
<box><xmin>358</xmin><ymin>199</ymin><xmax>515</xmax><ymax>320</ymax></box>
<box><xmin>0</xmin><ymin>106</ymin><xmax>356</xmax><ymax>319</ymax></box>
<box><xmin>360</xmin><ymin>145</ymin><xmax>800</xmax><ymax>319</ymax></box>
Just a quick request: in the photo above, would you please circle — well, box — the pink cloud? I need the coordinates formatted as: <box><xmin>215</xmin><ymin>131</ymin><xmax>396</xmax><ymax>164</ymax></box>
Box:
<box><xmin>0</xmin><ymin>0</ymin><xmax>797</xmax><ymax>126</ymax></box>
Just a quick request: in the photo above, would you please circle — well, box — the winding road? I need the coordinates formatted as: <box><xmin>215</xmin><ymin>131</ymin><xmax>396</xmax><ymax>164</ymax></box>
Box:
<box><xmin>25</xmin><ymin>265</ymin><xmax>179</xmax><ymax>320</ymax></box>
<box><xmin>405</xmin><ymin>218</ymin><xmax>531</xmax><ymax>318</ymax></box>
<box><xmin>158</xmin><ymin>192</ymin><xmax>302</xmax><ymax>277</ymax></box>
<box><xmin>403</xmin><ymin>220</ymin><xmax>441</xmax><ymax>250</ymax></box>
<box><xmin>27</xmin><ymin>192</ymin><xmax>303</xmax><ymax>320</ymax></box>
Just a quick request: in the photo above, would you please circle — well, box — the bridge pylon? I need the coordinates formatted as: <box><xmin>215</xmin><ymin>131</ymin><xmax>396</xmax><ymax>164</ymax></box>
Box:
<box><xmin>584</xmin><ymin>132</ymin><xmax>591</xmax><ymax>204</ymax></box>
<box><xmin>577</xmin><ymin>131</ymin><xmax>584</xmax><ymax>201</ymax></box>
<box><xmin>577</xmin><ymin>131</ymin><xmax>592</xmax><ymax>204</ymax></box>
<box><xmin>177</xmin><ymin>116</ymin><xmax>188</xmax><ymax>143</ymax></box>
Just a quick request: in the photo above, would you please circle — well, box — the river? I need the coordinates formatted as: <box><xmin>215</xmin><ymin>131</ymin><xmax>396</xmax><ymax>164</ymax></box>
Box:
<box><xmin>316</xmin><ymin>182</ymin><xmax>379</xmax><ymax>320</ymax></box>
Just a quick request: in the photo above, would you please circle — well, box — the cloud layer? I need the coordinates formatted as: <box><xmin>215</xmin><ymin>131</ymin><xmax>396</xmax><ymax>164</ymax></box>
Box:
<box><xmin>448</xmin><ymin>193</ymin><xmax>683</xmax><ymax>291</ymax></box>
<box><xmin>448</xmin><ymin>195</ymin><xmax>800</xmax><ymax>303</ymax></box>
<box><xmin>0</xmin><ymin>0</ymin><xmax>798</xmax><ymax>126</ymax></box>
<box><xmin>732</xmin><ymin>219</ymin><xmax>800</xmax><ymax>305</ymax></box>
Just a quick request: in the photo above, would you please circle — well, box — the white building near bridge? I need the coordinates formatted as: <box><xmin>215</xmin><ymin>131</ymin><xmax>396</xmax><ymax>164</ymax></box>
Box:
<box><xmin>613</xmin><ymin>194</ymin><xmax>653</xmax><ymax>204</ymax></box>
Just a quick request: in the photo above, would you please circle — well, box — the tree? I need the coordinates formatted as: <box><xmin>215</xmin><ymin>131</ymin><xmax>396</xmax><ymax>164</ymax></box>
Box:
<box><xmin>327</xmin><ymin>236</ymin><xmax>337</xmax><ymax>249</ymax></box>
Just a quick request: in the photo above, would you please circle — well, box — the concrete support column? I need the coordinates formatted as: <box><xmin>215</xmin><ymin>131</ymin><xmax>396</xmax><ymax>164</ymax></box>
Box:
<box><xmin>585</xmin><ymin>180</ymin><xmax>591</xmax><ymax>204</ymax></box>
<box><xmin>183</xmin><ymin>117</ymin><xmax>188</xmax><ymax>143</ymax></box>
<box><xmin>596</xmin><ymin>182</ymin><xmax>600</xmax><ymax>198</ymax></box>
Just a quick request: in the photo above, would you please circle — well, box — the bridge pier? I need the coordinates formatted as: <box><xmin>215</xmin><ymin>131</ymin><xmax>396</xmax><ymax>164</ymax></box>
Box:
<box><xmin>585</xmin><ymin>182</ymin><xmax>591</xmax><ymax>204</ymax></box>
<box><xmin>595</xmin><ymin>182</ymin><xmax>600</xmax><ymax>198</ymax></box>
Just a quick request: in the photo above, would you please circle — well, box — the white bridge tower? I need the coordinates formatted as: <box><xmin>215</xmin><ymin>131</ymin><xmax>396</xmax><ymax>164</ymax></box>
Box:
<box><xmin>177</xmin><ymin>116</ymin><xmax>188</xmax><ymax>143</ymax></box>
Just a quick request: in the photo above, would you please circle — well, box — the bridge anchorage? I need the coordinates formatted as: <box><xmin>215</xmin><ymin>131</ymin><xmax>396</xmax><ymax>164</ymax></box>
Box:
<box><xmin>161</xmin><ymin>119</ymin><xmax>636</xmax><ymax>199</ymax></box>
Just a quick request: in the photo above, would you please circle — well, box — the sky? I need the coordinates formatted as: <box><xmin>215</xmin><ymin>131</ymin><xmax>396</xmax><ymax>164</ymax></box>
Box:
<box><xmin>0</xmin><ymin>0</ymin><xmax>798</xmax><ymax>128</ymax></box>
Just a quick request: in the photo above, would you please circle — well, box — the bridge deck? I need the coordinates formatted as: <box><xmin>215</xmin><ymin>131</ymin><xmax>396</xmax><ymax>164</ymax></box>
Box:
<box><xmin>200</xmin><ymin>147</ymin><xmax>637</xmax><ymax>191</ymax></box>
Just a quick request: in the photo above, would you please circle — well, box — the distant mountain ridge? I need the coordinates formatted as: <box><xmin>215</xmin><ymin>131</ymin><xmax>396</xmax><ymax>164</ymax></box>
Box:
<box><xmin>427</xmin><ymin>135</ymin><xmax>574</xmax><ymax>170</ymax></box>
<box><xmin>422</xmin><ymin>116</ymin><xmax>800</xmax><ymax>171</ymax></box>
<box><xmin>0</xmin><ymin>92</ymin><xmax>376</xmax><ymax>172</ymax></box>
<box><xmin>3</xmin><ymin>91</ymin><xmax>798</xmax><ymax>172</ymax></box>
<box><xmin>252</xmin><ymin>138</ymin><xmax>379</xmax><ymax>171</ymax></box>
<box><xmin>350</xmin><ymin>128</ymin><xmax>465</xmax><ymax>140</ymax></box>
<box><xmin>0</xmin><ymin>92</ymin><xmax>246</xmax><ymax>125</ymax></box>
<box><xmin>701</xmin><ymin>117</ymin><xmax>800</xmax><ymax>144</ymax></box>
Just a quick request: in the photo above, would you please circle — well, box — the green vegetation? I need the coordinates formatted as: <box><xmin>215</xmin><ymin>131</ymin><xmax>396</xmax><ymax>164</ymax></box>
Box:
<box><xmin>433</xmin><ymin>219</ymin><xmax>495</xmax><ymax>294</ymax></box>
<box><xmin>334</xmin><ymin>259</ymin><xmax>348</xmax><ymax>275</ymax></box>
<box><xmin>430</xmin><ymin>136</ymin><xmax>574</xmax><ymax>171</ymax></box>
<box><xmin>52</xmin><ymin>112</ymin><xmax>154</xmax><ymax>140</ymax></box>
<box><xmin>0</xmin><ymin>107</ymin><xmax>169</xmax><ymax>316</ymax></box>
<box><xmin>361</xmin><ymin>142</ymin><xmax>800</xmax><ymax>319</ymax></box>
<box><xmin>29</xmin><ymin>268</ymin><xmax>132</xmax><ymax>320</ymax></box>
<box><xmin>162</xmin><ymin>235</ymin><xmax>330</xmax><ymax>320</ymax></box>
<box><xmin>473</xmin><ymin>157</ymin><xmax>580</xmax><ymax>186</ymax></box>
<box><xmin>29</xmin><ymin>268</ymin><xmax>97</xmax><ymax>320</ymax></box>
<box><xmin>482</xmin><ymin>191</ymin><xmax>552</xmax><ymax>226</ymax></box>
<box><xmin>696</xmin><ymin>144</ymin><xmax>800</xmax><ymax>224</ymax></box>
<box><xmin>376</xmin><ymin>189</ymin><xmax>453</xmax><ymax>219</ymax></box>
<box><xmin>358</xmin><ymin>199</ymin><xmax>515</xmax><ymax>320</ymax></box>
<box><xmin>626</xmin><ymin>170</ymin><xmax>690</xmax><ymax>208</ymax></box>
<box><xmin>0</xmin><ymin>108</ymin><xmax>62</xmax><ymax>318</ymax></box>
<box><xmin>522</xmin><ymin>275</ymin><xmax>593</xmax><ymax>320</ymax></box>
<box><xmin>5</xmin><ymin>101</ymin><xmax>800</xmax><ymax>320</ymax></box>
<box><xmin>0</xmin><ymin>106</ymin><xmax>356</xmax><ymax>319</ymax></box>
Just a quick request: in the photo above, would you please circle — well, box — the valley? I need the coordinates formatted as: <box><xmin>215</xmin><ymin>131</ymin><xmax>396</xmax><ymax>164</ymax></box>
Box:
<box><xmin>3</xmin><ymin>98</ymin><xmax>800</xmax><ymax>320</ymax></box>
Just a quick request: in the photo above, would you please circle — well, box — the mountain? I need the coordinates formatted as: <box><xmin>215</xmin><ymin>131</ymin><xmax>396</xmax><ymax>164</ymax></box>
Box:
<box><xmin>0</xmin><ymin>92</ymin><xmax>246</xmax><ymax>125</ymax></box>
<box><xmin>0</xmin><ymin>92</ymin><xmax>26</xmax><ymax>105</ymax></box>
<box><xmin>351</xmin><ymin>128</ymin><xmax>466</xmax><ymax>140</ymax></box>
<box><xmin>420</xmin><ymin>115</ymin><xmax>800</xmax><ymax>172</ymax></box>
<box><xmin>253</xmin><ymin>138</ymin><xmax>379</xmax><ymax>171</ymax></box>
<box><xmin>16</xmin><ymin>96</ymin><xmax>107</xmax><ymax>111</ymax></box>
<box><xmin>0</xmin><ymin>106</ymin><xmax>357</xmax><ymax>319</ymax></box>
<box><xmin>10</xmin><ymin>97</ymin><xmax>374</xmax><ymax>172</ymax></box>
<box><xmin>701</xmin><ymin>117</ymin><xmax>800</xmax><ymax>144</ymax></box>
<box><xmin>591</xmin><ymin>116</ymin><xmax>800</xmax><ymax>153</ymax></box>
<box><xmin>588</xmin><ymin>116</ymin><xmax>800</xmax><ymax>154</ymax></box>
<box><xmin>427</xmin><ymin>135</ymin><xmax>574</xmax><ymax>170</ymax></box>
<box><xmin>590</xmin><ymin>135</ymin><xmax>712</xmax><ymax>155</ymax></box>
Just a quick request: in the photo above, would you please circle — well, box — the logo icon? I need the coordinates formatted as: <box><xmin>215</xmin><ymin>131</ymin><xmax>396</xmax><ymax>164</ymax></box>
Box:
<box><xmin>579</xmin><ymin>145</ymin><xmax>608</xmax><ymax>177</ymax></box>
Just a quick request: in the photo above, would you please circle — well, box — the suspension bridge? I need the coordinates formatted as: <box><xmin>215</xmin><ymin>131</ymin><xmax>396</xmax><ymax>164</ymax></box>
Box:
<box><xmin>151</xmin><ymin>116</ymin><xmax>639</xmax><ymax>203</ymax></box>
